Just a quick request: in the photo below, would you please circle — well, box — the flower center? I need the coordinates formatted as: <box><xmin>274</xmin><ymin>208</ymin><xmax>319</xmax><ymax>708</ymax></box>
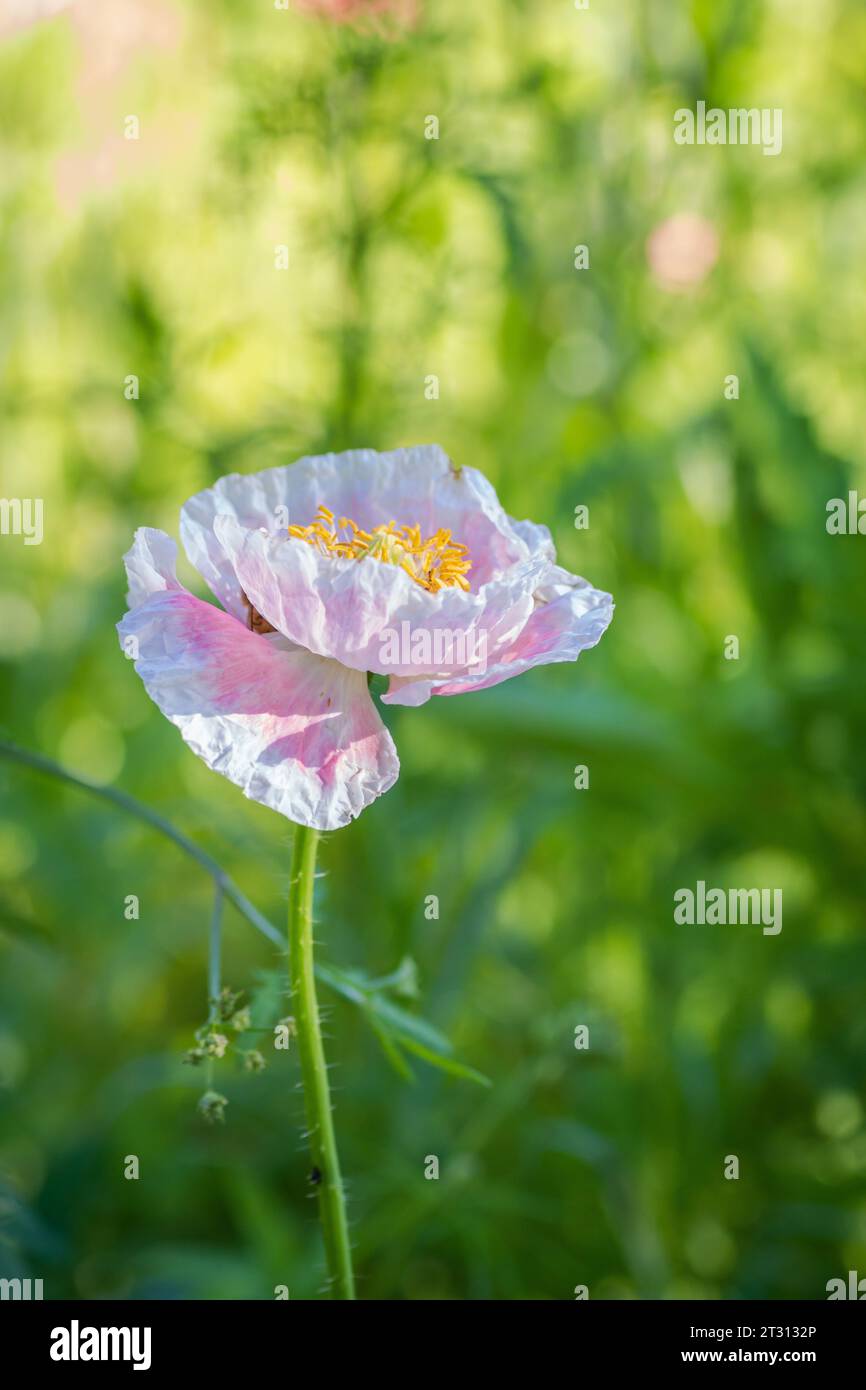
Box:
<box><xmin>287</xmin><ymin>505</ymin><xmax>471</xmax><ymax>592</ymax></box>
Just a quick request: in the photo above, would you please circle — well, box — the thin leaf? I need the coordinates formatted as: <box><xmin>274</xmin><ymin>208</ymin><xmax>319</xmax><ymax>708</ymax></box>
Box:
<box><xmin>370</xmin><ymin>1021</ymin><xmax>416</xmax><ymax>1083</ymax></box>
<box><xmin>398</xmin><ymin>1035</ymin><xmax>492</xmax><ymax>1088</ymax></box>
<box><xmin>316</xmin><ymin>959</ymin><xmax>490</xmax><ymax>1086</ymax></box>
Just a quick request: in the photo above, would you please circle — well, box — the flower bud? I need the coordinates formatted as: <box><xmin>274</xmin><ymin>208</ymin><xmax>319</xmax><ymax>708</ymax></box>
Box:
<box><xmin>198</xmin><ymin>1090</ymin><xmax>228</xmax><ymax>1124</ymax></box>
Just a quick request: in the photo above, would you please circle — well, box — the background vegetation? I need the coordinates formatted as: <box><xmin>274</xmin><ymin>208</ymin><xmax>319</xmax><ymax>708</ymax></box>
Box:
<box><xmin>1</xmin><ymin>0</ymin><xmax>865</xmax><ymax>1299</ymax></box>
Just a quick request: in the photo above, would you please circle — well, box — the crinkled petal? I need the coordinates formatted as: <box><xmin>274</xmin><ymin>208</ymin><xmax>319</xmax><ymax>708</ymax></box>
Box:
<box><xmin>214</xmin><ymin>511</ymin><xmax>548</xmax><ymax>677</ymax></box>
<box><xmin>123</xmin><ymin>527</ymin><xmax>186</xmax><ymax>608</ymax></box>
<box><xmin>179</xmin><ymin>446</ymin><xmax>543</xmax><ymax>617</ymax></box>
<box><xmin>382</xmin><ymin>570</ymin><xmax>614</xmax><ymax>706</ymax></box>
<box><xmin>179</xmin><ymin>465</ymin><xmax>298</xmax><ymax>621</ymax></box>
<box><xmin>116</xmin><ymin>590</ymin><xmax>399</xmax><ymax>831</ymax></box>
<box><xmin>509</xmin><ymin>517</ymin><xmax>556</xmax><ymax>564</ymax></box>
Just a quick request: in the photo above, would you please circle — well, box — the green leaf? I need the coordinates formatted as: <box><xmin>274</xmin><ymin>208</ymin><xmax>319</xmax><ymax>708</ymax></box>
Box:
<box><xmin>398</xmin><ymin>1035</ymin><xmax>492</xmax><ymax>1088</ymax></box>
<box><xmin>316</xmin><ymin>959</ymin><xmax>490</xmax><ymax>1087</ymax></box>
<box><xmin>365</xmin><ymin>955</ymin><xmax>420</xmax><ymax>1000</ymax></box>
<box><xmin>369</xmin><ymin>1020</ymin><xmax>416</xmax><ymax>1083</ymax></box>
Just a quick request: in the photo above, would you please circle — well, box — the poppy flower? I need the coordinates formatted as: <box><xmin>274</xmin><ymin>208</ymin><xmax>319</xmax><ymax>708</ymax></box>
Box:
<box><xmin>117</xmin><ymin>446</ymin><xmax>613</xmax><ymax>830</ymax></box>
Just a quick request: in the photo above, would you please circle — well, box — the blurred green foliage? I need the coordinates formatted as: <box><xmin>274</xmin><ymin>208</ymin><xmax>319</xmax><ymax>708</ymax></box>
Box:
<box><xmin>1</xmin><ymin>0</ymin><xmax>865</xmax><ymax>1300</ymax></box>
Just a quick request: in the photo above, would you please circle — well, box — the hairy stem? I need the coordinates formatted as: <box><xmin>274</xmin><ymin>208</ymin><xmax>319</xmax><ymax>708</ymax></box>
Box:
<box><xmin>288</xmin><ymin>825</ymin><xmax>355</xmax><ymax>1300</ymax></box>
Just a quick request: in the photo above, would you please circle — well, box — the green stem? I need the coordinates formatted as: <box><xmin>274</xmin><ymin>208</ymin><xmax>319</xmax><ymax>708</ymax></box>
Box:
<box><xmin>205</xmin><ymin>885</ymin><xmax>224</xmax><ymax>1091</ymax></box>
<box><xmin>288</xmin><ymin>825</ymin><xmax>355</xmax><ymax>1300</ymax></box>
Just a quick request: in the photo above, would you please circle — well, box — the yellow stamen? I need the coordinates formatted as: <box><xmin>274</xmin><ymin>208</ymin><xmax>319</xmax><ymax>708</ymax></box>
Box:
<box><xmin>287</xmin><ymin>505</ymin><xmax>472</xmax><ymax>593</ymax></box>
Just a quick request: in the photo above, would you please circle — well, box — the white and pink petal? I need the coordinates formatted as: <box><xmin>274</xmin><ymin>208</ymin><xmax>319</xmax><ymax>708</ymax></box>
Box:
<box><xmin>116</xmin><ymin>590</ymin><xmax>399</xmax><ymax>831</ymax></box>
<box><xmin>382</xmin><ymin>572</ymin><xmax>613</xmax><ymax>706</ymax></box>
<box><xmin>123</xmin><ymin>527</ymin><xmax>186</xmax><ymax>608</ymax></box>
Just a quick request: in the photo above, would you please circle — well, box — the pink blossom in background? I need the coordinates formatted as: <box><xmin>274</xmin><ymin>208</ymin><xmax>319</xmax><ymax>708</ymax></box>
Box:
<box><xmin>295</xmin><ymin>0</ymin><xmax>418</xmax><ymax>27</ymax></box>
<box><xmin>67</xmin><ymin>0</ymin><xmax>179</xmax><ymax>89</ymax></box>
<box><xmin>0</xmin><ymin>0</ymin><xmax>70</xmax><ymax>38</ymax></box>
<box><xmin>1</xmin><ymin>0</ymin><xmax>177</xmax><ymax>58</ymax></box>
<box><xmin>17</xmin><ymin>0</ymin><xmax>185</xmax><ymax>212</ymax></box>
<box><xmin>0</xmin><ymin>0</ymin><xmax>183</xmax><ymax>211</ymax></box>
<box><xmin>646</xmin><ymin>213</ymin><xmax>719</xmax><ymax>292</ymax></box>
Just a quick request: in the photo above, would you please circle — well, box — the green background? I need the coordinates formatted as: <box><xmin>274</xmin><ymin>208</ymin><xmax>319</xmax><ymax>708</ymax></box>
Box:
<box><xmin>1</xmin><ymin>0</ymin><xmax>865</xmax><ymax>1300</ymax></box>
